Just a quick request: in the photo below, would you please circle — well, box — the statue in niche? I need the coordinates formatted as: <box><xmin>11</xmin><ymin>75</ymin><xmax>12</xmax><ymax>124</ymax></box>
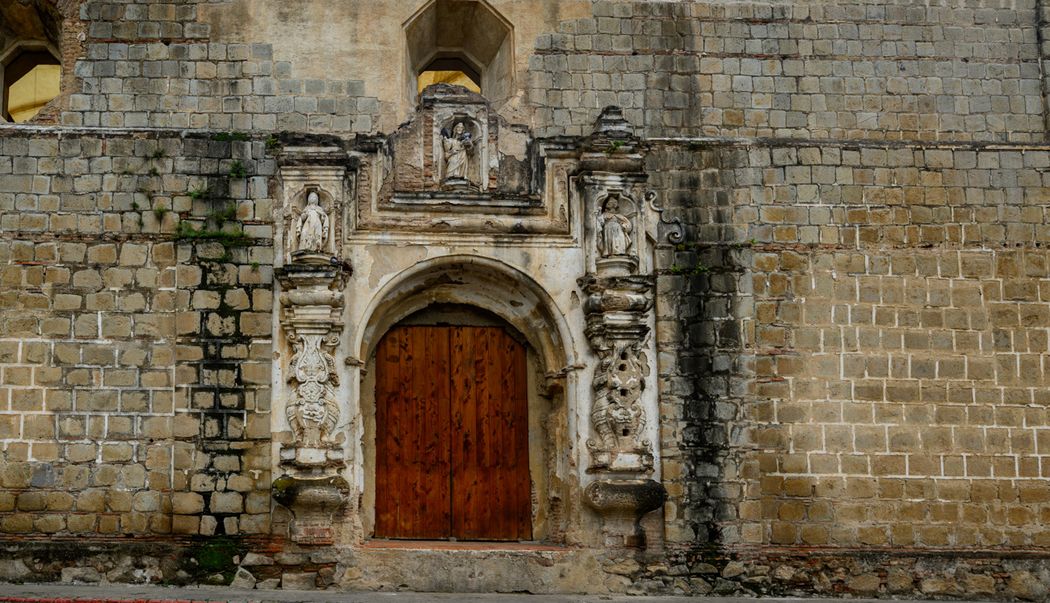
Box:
<box><xmin>292</xmin><ymin>191</ymin><xmax>329</xmax><ymax>254</ymax></box>
<box><xmin>597</xmin><ymin>195</ymin><xmax>633</xmax><ymax>257</ymax></box>
<box><xmin>442</xmin><ymin>121</ymin><xmax>475</xmax><ymax>183</ymax></box>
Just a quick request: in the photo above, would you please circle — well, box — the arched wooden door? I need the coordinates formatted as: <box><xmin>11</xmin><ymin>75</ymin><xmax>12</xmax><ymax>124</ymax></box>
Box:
<box><xmin>374</xmin><ymin>325</ymin><xmax>531</xmax><ymax>541</ymax></box>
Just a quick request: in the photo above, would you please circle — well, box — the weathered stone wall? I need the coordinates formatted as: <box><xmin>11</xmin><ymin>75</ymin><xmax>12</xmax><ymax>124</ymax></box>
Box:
<box><xmin>63</xmin><ymin>1</ymin><xmax>380</xmax><ymax>132</ymax></box>
<box><xmin>529</xmin><ymin>1</ymin><xmax>1043</xmax><ymax>141</ymax></box>
<box><xmin>3</xmin><ymin>0</ymin><xmax>1050</xmax><ymax>598</ymax></box>
<box><xmin>0</xmin><ymin>130</ymin><xmax>273</xmax><ymax>543</ymax></box>
<box><xmin>649</xmin><ymin>140</ymin><xmax>1050</xmax><ymax>596</ymax></box>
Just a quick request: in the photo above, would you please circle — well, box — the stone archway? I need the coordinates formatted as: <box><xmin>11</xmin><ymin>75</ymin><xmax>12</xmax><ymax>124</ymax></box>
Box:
<box><xmin>352</xmin><ymin>255</ymin><xmax>578</xmax><ymax>543</ymax></box>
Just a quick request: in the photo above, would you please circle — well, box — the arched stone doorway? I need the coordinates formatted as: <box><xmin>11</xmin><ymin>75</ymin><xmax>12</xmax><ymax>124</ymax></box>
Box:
<box><xmin>353</xmin><ymin>256</ymin><xmax>579</xmax><ymax>544</ymax></box>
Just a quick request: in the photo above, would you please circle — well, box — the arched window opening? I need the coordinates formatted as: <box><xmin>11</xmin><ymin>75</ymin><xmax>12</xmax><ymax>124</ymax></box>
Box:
<box><xmin>0</xmin><ymin>1</ymin><xmax>65</xmax><ymax>124</ymax></box>
<box><xmin>417</xmin><ymin>57</ymin><xmax>481</xmax><ymax>94</ymax></box>
<box><xmin>2</xmin><ymin>49</ymin><xmax>60</xmax><ymax>122</ymax></box>
<box><xmin>404</xmin><ymin>0</ymin><xmax>513</xmax><ymax>105</ymax></box>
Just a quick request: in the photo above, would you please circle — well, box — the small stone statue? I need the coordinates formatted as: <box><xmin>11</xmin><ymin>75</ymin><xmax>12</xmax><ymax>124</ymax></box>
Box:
<box><xmin>442</xmin><ymin>121</ymin><xmax>474</xmax><ymax>182</ymax></box>
<box><xmin>293</xmin><ymin>191</ymin><xmax>329</xmax><ymax>254</ymax></box>
<box><xmin>598</xmin><ymin>196</ymin><xmax>633</xmax><ymax>257</ymax></box>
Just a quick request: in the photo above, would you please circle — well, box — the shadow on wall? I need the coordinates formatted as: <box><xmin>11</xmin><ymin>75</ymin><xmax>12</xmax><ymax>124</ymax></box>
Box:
<box><xmin>648</xmin><ymin>144</ymin><xmax>755</xmax><ymax>550</ymax></box>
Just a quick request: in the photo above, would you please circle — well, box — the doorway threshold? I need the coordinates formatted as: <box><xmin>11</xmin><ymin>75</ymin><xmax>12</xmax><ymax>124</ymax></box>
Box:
<box><xmin>364</xmin><ymin>539</ymin><xmax>569</xmax><ymax>552</ymax></box>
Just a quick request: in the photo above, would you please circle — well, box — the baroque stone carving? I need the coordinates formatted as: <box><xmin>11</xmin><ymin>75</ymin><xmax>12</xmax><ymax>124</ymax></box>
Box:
<box><xmin>588</xmin><ymin>340</ymin><xmax>650</xmax><ymax>471</ymax></box>
<box><xmin>277</xmin><ymin>263</ymin><xmax>348</xmax><ymax>469</ymax></box>
<box><xmin>581</xmin><ymin>275</ymin><xmax>655</xmax><ymax>474</ymax></box>
<box><xmin>578</xmin><ymin>106</ymin><xmax>668</xmax><ymax>549</ymax></box>
<box><xmin>286</xmin><ymin>333</ymin><xmax>339</xmax><ymax>447</ymax></box>
<box><xmin>274</xmin><ymin>248</ymin><xmax>350</xmax><ymax>544</ymax></box>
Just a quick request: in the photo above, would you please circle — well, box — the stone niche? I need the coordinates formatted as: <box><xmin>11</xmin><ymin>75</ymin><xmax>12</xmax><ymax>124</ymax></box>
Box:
<box><xmin>350</xmin><ymin>84</ymin><xmax>572</xmax><ymax>236</ymax></box>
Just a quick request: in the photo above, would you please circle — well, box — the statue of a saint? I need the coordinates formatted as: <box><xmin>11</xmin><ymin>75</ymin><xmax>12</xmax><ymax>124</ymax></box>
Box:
<box><xmin>442</xmin><ymin>121</ymin><xmax>474</xmax><ymax>182</ymax></box>
<box><xmin>597</xmin><ymin>196</ymin><xmax>633</xmax><ymax>257</ymax></box>
<box><xmin>293</xmin><ymin>191</ymin><xmax>329</xmax><ymax>254</ymax></box>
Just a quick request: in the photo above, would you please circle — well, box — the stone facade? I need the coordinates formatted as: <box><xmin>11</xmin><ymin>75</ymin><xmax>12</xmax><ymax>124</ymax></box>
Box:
<box><xmin>2</xmin><ymin>0</ymin><xmax>1050</xmax><ymax>598</ymax></box>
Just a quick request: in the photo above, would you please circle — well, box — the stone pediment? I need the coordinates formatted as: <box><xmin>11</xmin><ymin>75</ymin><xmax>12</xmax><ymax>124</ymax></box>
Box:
<box><xmin>350</xmin><ymin>84</ymin><xmax>572</xmax><ymax>238</ymax></box>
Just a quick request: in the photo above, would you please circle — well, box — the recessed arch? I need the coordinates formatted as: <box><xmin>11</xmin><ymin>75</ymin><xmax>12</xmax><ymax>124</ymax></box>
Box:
<box><xmin>355</xmin><ymin>255</ymin><xmax>578</xmax><ymax>543</ymax></box>
<box><xmin>355</xmin><ymin>254</ymin><xmax>576</xmax><ymax>378</ymax></box>
<box><xmin>403</xmin><ymin>0</ymin><xmax>514</xmax><ymax>105</ymax></box>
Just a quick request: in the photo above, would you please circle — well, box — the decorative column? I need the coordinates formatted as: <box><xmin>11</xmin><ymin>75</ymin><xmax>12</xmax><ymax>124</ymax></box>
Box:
<box><xmin>271</xmin><ymin>148</ymin><xmax>353</xmax><ymax>545</ymax></box>
<box><xmin>577</xmin><ymin>107</ymin><xmax>678</xmax><ymax>548</ymax></box>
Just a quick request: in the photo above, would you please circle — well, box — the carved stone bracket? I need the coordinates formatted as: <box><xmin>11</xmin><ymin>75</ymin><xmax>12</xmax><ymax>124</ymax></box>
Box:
<box><xmin>584</xmin><ymin>479</ymin><xmax>666</xmax><ymax>548</ymax></box>
<box><xmin>272</xmin><ymin>475</ymin><xmax>350</xmax><ymax>546</ymax></box>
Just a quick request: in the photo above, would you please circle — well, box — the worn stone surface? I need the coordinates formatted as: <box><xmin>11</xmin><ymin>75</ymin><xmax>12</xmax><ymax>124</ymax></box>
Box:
<box><xmin>4</xmin><ymin>0</ymin><xmax>1050</xmax><ymax>598</ymax></box>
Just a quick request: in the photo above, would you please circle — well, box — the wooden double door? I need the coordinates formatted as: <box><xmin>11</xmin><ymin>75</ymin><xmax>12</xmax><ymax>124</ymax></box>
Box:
<box><xmin>375</xmin><ymin>325</ymin><xmax>532</xmax><ymax>541</ymax></box>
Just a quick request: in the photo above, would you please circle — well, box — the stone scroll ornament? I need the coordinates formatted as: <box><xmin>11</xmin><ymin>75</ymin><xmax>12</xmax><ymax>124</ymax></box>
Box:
<box><xmin>286</xmin><ymin>333</ymin><xmax>340</xmax><ymax>447</ymax></box>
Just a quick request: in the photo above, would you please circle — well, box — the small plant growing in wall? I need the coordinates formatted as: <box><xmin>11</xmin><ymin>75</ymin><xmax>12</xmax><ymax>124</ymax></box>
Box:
<box><xmin>209</xmin><ymin>203</ymin><xmax>238</xmax><ymax>223</ymax></box>
<box><xmin>153</xmin><ymin>204</ymin><xmax>169</xmax><ymax>221</ymax></box>
<box><xmin>188</xmin><ymin>185</ymin><xmax>209</xmax><ymax>200</ymax></box>
<box><xmin>229</xmin><ymin>160</ymin><xmax>247</xmax><ymax>179</ymax></box>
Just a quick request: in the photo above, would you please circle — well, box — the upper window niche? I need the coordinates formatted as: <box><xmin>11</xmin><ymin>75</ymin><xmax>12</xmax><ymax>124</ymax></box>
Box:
<box><xmin>417</xmin><ymin>57</ymin><xmax>481</xmax><ymax>95</ymax></box>
<box><xmin>2</xmin><ymin>46</ymin><xmax>60</xmax><ymax>122</ymax></box>
<box><xmin>0</xmin><ymin>0</ymin><xmax>65</xmax><ymax>124</ymax></box>
<box><xmin>405</xmin><ymin>0</ymin><xmax>513</xmax><ymax>104</ymax></box>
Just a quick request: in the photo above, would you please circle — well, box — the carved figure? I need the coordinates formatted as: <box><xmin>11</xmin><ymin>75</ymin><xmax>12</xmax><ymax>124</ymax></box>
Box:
<box><xmin>293</xmin><ymin>191</ymin><xmax>329</xmax><ymax>254</ymax></box>
<box><xmin>598</xmin><ymin>196</ymin><xmax>633</xmax><ymax>257</ymax></box>
<box><xmin>286</xmin><ymin>334</ymin><xmax>339</xmax><ymax>447</ymax></box>
<box><xmin>442</xmin><ymin>121</ymin><xmax>474</xmax><ymax>182</ymax></box>
<box><xmin>588</xmin><ymin>341</ymin><xmax>649</xmax><ymax>457</ymax></box>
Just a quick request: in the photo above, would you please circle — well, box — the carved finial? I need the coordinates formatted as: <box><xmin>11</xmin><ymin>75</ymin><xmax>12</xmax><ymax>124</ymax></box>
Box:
<box><xmin>593</xmin><ymin>106</ymin><xmax>632</xmax><ymax>137</ymax></box>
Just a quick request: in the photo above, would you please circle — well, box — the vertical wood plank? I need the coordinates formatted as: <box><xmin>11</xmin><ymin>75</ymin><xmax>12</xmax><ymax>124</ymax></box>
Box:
<box><xmin>509</xmin><ymin>333</ymin><xmax>532</xmax><ymax>539</ymax></box>
<box><xmin>450</xmin><ymin>326</ymin><xmax>476</xmax><ymax>539</ymax></box>
<box><xmin>450</xmin><ymin>327</ymin><xmax>531</xmax><ymax>541</ymax></box>
<box><xmin>375</xmin><ymin>326</ymin><xmax>453</xmax><ymax>539</ymax></box>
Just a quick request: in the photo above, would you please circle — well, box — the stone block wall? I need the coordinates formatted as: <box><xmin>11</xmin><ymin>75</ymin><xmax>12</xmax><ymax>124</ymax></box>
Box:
<box><xmin>0</xmin><ymin>130</ymin><xmax>274</xmax><ymax>541</ymax></box>
<box><xmin>3</xmin><ymin>0</ymin><xmax>1050</xmax><ymax>597</ymax></box>
<box><xmin>529</xmin><ymin>0</ymin><xmax>1043</xmax><ymax>141</ymax></box>
<box><xmin>650</xmin><ymin>139</ymin><xmax>1050</xmax><ymax>595</ymax></box>
<box><xmin>60</xmin><ymin>1</ymin><xmax>379</xmax><ymax>133</ymax></box>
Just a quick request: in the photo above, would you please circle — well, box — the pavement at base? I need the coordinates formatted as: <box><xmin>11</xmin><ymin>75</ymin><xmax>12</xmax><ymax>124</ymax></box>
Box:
<box><xmin>0</xmin><ymin>584</ymin><xmax>990</xmax><ymax>603</ymax></box>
